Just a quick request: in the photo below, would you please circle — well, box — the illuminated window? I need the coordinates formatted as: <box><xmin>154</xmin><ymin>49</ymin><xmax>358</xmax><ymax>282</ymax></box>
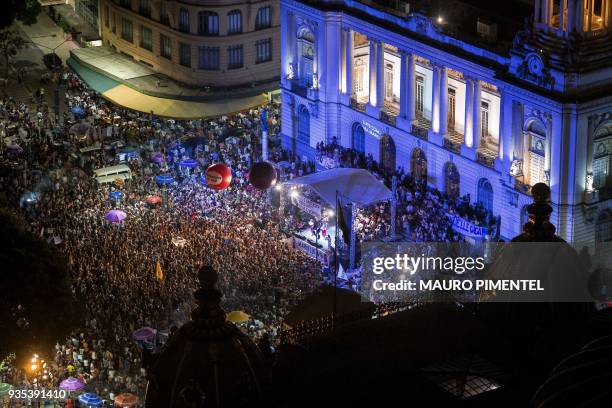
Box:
<box><xmin>448</xmin><ymin>88</ymin><xmax>456</xmax><ymax>130</ymax></box>
<box><xmin>255</xmin><ymin>6</ymin><xmax>271</xmax><ymax>30</ymax></box>
<box><xmin>228</xmin><ymin>45</ymin><xmax>243</xmax><ymax>69</ymax></box>
<box><xmin>416</xmin><ymin>75</ymin><xmax>425</xmax><ymax>117</ymax></box>
<box><xmin>198</xmin><ymin>11</ymin><xmax>219</xmax><ymax>36</ymax></box>
<box><xmin>227</xmin><ymin>10</ymin><xmax>242</xmax><ymax>34</ymax></box>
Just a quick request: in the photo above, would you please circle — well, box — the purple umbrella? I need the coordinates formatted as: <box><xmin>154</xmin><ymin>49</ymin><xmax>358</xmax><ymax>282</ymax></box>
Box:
<box><xmin>179</xmin><ymin>158</ymin><xmax>198</xmax><ymax>168</ymax></box>
<box><xmin>59</xmin><ymin>377</ymin><xmax>84</xmax><ymax>391</ymax></box>
<box><xmin>6</xmin><ymin>144</ymin><xmax>23</xmax><ymax>152</ymax></box>
<box><xmin>132</xmin><ymin>326</ymin><xmax>157</xmax><ymax>342</ymax></box>
<box><xmin>151</xmin><ymin>152</ymin><xmax>164</xmax><ymax>164</ymax></box>
<box><xmin>104</xmin><ymin>209</ymin><xmax>127</xmax><ymax>223</ymax></box>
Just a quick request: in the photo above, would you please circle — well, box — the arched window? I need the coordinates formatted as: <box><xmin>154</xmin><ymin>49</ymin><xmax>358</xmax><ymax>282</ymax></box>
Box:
<box><xmin>525</xmin><ymin>119</ymin><xmax>547</xmax><ymax>186</ymax></box>
<box><xmin>592</xmin><ymin>121</ymin><xmax>612</xmax><ymax>199</ymax></box>
<box><xmin>255</xmin><ymin>6</ymin><xmax>271</xmax><ymax>30</ymax></box>
<box><xmin>227</xmin><ymin>10</ymin><xmax>242</xmax><ymax>34</ymax></box>
<box><xmin>477</xmin><ymin>178</ymin><xmax>493</xmax><ymax>213</ymax></box>
<box><xmin>297</xmin><ymin>28</ymin><xmax>314</xmax><ymax>87</ymax></box>
<box><xmin>596</xmin><ymin>211</ymin><xmax>612</xmax><ymax>242</ymax></box>
<box><xmin>411</xmin><ymin>148</ymin><xmax>427</xmax><ymax>183</ymax></box>
<box><xmin>179</xmin><ymin>8</ymin><xmax>189</xmax><ymax>33</ymax></box>
<box><xmin>380</xmin><ymin>134</ymin><xmax>396</xmax><ymax>175</ymax></box>
<box><xmin>444</xmin><ymin>162</ymin><xmax>460</xmax><ymax>199</ymax></box>
<box><xmin>352</xmin><ymin>123</ymin><xmax>365</xmax><ymax>154</ymax></box>
<box><xmin>198</xmin><ymin>11</ymin><xmax>219</xmax><ymax>36</ymax></box>
<box><xmin>297</xmin><ymin>106</ymin><xmax>310</xmax><ymax>147</ymax></box>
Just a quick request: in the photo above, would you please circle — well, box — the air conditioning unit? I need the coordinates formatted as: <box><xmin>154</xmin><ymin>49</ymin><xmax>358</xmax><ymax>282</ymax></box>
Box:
<box><xmin>477</xmin><ymin>19</ymin><xmax>498</xmax><ymax>42</ymax></box>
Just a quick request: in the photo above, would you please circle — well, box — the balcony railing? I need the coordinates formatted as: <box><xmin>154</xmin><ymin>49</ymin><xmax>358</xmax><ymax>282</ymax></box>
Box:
<box><xmin>443</xmin><ymin>138</ymin><xmax>461</xmax><ymax>153</ymax></box>
<box><xmin>380</xmin><ymin>110</ymin><xmax>397</xmax><ymax>126</ymax></box>
<box><xmin>411</xmin><ymin>123</ymin><xmax>429</xmax><ymax>140</ymax></box>
<box><xmin>350</xmin><ymin>97</ymin><xmax>366</xmax><ymax>113</ymax></box>
<box><xmin>476</xmin><ymin>149</ymin><xmax>496</xmax><ymax>168</ymax></box>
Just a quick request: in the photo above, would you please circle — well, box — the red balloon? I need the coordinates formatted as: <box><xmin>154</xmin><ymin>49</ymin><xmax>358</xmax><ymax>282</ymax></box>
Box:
<box><xmin>249</xmin><ymin>161</ymin><xmax>277</xmax><ymax>190</ymax></box>
<box><xmin>205</xmin><ymin>163</ymin><xmax>232</xmax><ymax>190</ymax></box>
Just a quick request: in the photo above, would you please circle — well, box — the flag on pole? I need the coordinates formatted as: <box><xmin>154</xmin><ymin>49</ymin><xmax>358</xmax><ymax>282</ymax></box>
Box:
<box><xmin>155</xmin><ymin>261</ymin><xmax>163</xmax><ymax>281</ymax></box>
<box><xmin>336</xmin><ymin>196</ymin><xmax>350</xmax><ymax>245</ymax></box>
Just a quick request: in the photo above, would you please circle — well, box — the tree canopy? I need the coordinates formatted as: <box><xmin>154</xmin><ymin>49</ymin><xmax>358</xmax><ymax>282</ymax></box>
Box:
<box><xmin>0</xmin><ymin>0</ymin><xmax>42</xmax><ymax>29</ymax></box>
<box><xmin>0</xmin><ymin>209</ymin><xmax>77</xmax><ymax>361</ymax></box>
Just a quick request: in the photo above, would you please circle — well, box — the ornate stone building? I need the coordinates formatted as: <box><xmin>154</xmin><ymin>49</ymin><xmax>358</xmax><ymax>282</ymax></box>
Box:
<box><xmin>280</xmin><ymin>0</ymin><xmax>612</xmax><ymax>246</ymax></box>
<box><xmin>100</xmin><ymin>0</ymin><xmax>280</xmax><ymax>89</ymax></box>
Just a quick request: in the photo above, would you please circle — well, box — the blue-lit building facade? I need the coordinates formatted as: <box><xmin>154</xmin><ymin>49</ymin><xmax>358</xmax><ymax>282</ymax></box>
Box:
<box><xmin>280</xmin><ymin>0</ymin><xmax>612</xmax><ymax>245</ymax></box>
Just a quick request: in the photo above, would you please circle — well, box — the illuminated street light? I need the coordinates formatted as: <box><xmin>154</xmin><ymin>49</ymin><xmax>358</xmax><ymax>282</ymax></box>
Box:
<box><xmin>290</xmin><ymin>190</ymin><xmax>299</xmax><ymax>198</ymax></box>
<box><xmin>437</xmin><ymin>16</ymin><xmax>444</xmax><ymax>24</ymax></box>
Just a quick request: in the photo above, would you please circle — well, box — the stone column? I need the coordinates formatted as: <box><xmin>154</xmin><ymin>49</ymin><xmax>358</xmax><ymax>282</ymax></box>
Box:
<box><xmin>559</xmin><ymin>0</ymin><xmax>565</xmax><ymax>32</ymax></box>
<box><xmin>368</xmin><ymin>40</ymin><xmax>377</xmax><ymax>107</ymax></box>
<box><xmin>587</xmin><ymin>0</ymin><xmax>593</xmax><ymax>33</ymax></box>
<box><xmin>567</xmin><ymin>0</ymin><xmax>575</xmax><ymax>32</ymax></box>
<box><xmin>406</xmin><ymin>54</ymin><xmax>416</xmax><ymax>123</ymax></box>
<box><xmin>472</xmin><ymin>79</ymin><xmax>482</xmax><ymax>150</ymax></box>
<box><xmin>439</xmin><ymin>66</ymin><xmax>448</xmax><ymax>136</ymax></box>
<box><xmin>376</xmin><ymin>41</ymin><xmax>385</xmax><ymax>110</ymax></box>
<box><xmin>344</xmin><ymin>28</ymin><xmax>353</xmax><ymax>95</ymax></box>
<box><xmin>464</xmin><ymin>77</ymin><xmax>474</xmax><ymax>147</ymax></box>
<box><xmin>431</xmin><ymin>64</ymin><xmax>441</xmax><ymax>133</ymax></box>
<box><xmin>399</xmin><ymin>52</ymin><xmax>408</xmax><ymax>119</ymax></box>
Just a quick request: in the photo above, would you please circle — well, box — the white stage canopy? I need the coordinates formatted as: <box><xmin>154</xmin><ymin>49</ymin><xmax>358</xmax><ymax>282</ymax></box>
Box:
<box><xmin>284</xmin><ymin>168</ymin><xmax>393</xmax><ymax>208</ymax></box>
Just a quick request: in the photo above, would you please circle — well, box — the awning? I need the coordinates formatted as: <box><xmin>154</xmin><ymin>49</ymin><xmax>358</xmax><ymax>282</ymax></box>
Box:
<box><xmin>284</xmin><ymin>168</ymin><xmax>393</xmax><ymax>208</ymax></box>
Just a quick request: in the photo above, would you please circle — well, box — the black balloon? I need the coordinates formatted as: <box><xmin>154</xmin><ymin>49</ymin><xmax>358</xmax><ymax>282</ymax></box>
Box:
<box><xmin>249</xmin><ymin>161</ymin><xmax>277</xmax><ymax>190</ymax></box>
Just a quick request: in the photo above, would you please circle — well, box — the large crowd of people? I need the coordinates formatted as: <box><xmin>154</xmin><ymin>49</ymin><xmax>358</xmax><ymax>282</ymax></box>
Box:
<box><xmin>0</xmin><ymin>61</ymin><xmax>500</xmax><ymax>406</ymax></box>
<box><xmin>1</xmin><ymin>71</ymin><xmax>319</xmax><ymax>406</ymax></box>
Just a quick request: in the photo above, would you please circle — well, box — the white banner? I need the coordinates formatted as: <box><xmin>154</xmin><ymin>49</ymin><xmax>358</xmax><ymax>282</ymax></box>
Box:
<box><xmin>293</xmin><ymin>237</ymin><xmax>329</xmax><ymax>264</ymax></box>
<box><xmin>446</xmin><ymin>212</ymin><xmax>489</xmax><ymax>238</ymax></box>
<box><xmin>291</xmin><ymin>195</ymin><xmax>322</xmax><ymax>219</ymax></box>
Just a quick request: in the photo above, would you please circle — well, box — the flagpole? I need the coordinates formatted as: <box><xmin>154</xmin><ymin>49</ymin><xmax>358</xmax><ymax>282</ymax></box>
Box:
<box><xmin>333</xmin><ymin>189</ymin><xmax>338</xmax><ymax>326</ymax></box>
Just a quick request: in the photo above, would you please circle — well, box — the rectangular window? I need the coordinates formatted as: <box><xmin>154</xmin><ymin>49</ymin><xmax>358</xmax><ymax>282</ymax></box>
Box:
<box><xmin>593</xmin><ymin>156</ymin><xmax>610</xmax><ymax>190</ymax></box>
<box><xmin>415</xmin><ymin>75</ymin><xmax>424</xmax><ymax>117</ymax></box>
<box><xmin>119</xmin><ymin>0</ymin><xmax>131</xmax><ymax>9</ymax></box>
<box><xmin>104</xmin><ymin>6</ymin><xmax>109</xmax><ymax>27</ymax></box>
<box><xmin>227</xmin><ymin>10</ymin><xmax>242</xmax><ymax>34</ymax></box>
<box><xmin>112</xmin><ymin>12</ymin><xmax>116</xmax><ymax>34</ymax></box>
<box><xmin>199</xmin><ymin>46</ymin><xmax>220</xmax><ymax>70</ymax></box>
<box><xmin>529</xmin><ymin>151</ymin><xmax>546</xmax><ymax>186</ymax></box>
<box><xmin>160</xmin><ymin>34</ymin><xmax>172</xmax><ymax>59</ymax></box>
<box><xmin>121</xmin><ymin>18</ymin><xmax>133</xmax><ymax>42</ymax></box>
<box><xmin>179</xmin><ymin>8</ymin><xmax>190</xmax><ymax>33</ymax></box>
<box><xmin>139</xmin><ymin>26</ymin><xmax>152</xmax><ymax>51</ymax></box>
<box><xmin>139</xmin><ymin>0</ymin><xmax>150</xmax><ymax>17</ymax></box>
<box><xmin>481</xmin><ymin>101</ymin><xmax>489</xmax><ymax>142</ymax></box>
<box><xmin>255</xmin><ymin>38</ymin><xmax>272</xmax><ymax>63</ymax></box>
<box><xmin>448</xmin><ymin>88</ymin><xmax>456</xmax><ymax>130</ymax></box>
<box><xmin>228</xmin><ymin>45</ymin><xmax>243</xmax><ymax>69</ymax></box>
<box><xmin>180</xmin><ymin>43</ymin><xmax>191</xmax><ymax>67</ymax></box>
<box><xmin>255</xmin><ymin>6</ymin><xmax>271</xmax><ymax>30</ymax></box>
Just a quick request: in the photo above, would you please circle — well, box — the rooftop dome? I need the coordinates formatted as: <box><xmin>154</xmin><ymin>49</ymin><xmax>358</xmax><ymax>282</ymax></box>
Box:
<box><xmin>144</xmin><ymin>265</ymin><xmax>269</xmax><ymax>407</ymax></box>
